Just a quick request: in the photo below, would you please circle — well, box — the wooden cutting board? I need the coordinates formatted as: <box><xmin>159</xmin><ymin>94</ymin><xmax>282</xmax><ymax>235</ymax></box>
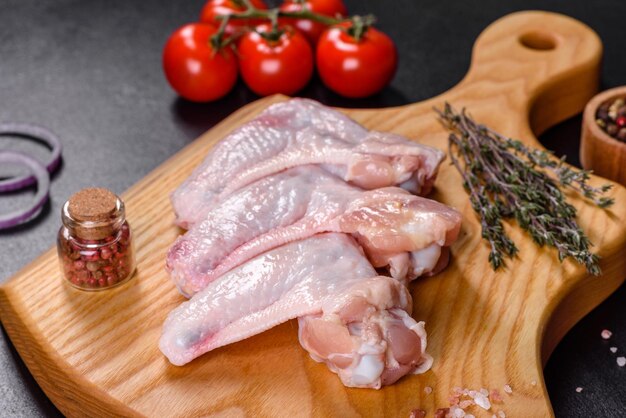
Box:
<box><xmin>1</xmin><ymin>11</ymin><xmax>625</xmax><ymax>418</ymax></box>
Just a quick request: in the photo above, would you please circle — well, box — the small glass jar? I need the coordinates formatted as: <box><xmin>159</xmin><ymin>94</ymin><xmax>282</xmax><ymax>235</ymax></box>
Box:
<box><xmin>57</xmin><ymin>188</ymin><xmax>136</xmax><ymax>291</ymax></box>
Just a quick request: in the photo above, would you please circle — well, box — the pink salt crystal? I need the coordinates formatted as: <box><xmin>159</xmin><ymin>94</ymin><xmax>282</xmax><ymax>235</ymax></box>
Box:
<box><xmin>459</xmin><ymin>400</ymin><xmax>474</xmax><ymax>409</ymax></box>
<box><xmin>448</xmin><ymin>396</ymin><xmax>460</xmax><ymax>406</ymax></box>
<box><xmin>453</xmin><ymin>387</ymin><xmax>463</xmax><ymax>395</ymax></box>
<box><xmin>446</xmin><ymin>405</ymin><xmax>462</xmax><ymax>418</ymax></box>
<box><xmin>490</xmin><ymin>389</ymin><xmax>503</xmax><ymax>403</ymax></box>
<box><xmin>498</xmin><ymin>411</ymin><xmax>506</xmax><ymax>418</ymax></box>
<box><xmin>424</xmin><ymin>386</ymin><xmax>433</xmax><ymax>395</ymax></box>
<box><xmin>465</xmin><ymin>415</ymin><xmax>475</xmax><ymax>418</ymax></box>
<box><xmin>601</xmin><ymin>329</ymin><xmax>613</xmax><ymax>340</ymax></box>
<box><xmin>610</xmin><ymin>347</ymin><xmax>618</xmax><ymax>353</ymax></box>
<box><xmin>531</xmin><ymin>380</ymin><xmax>537</xmax><ymax>386</ymax></box>
<box><xmin>479</xmin><ymin>388</ymin><xmax>489</xmax><ymax>397</ymax></box>
<box><xmin>503</xmin><ymin>384</ymin><xmax>513</xmax><ymax>394</ymax></box>
<box><xmin>473</xmin><ymin>393</ymin><xmax>492</xmax><ymax>410</ymax></box>
<box><xmin>617</xmin><ymin>357</ymin><xmax>626</xmax><ymax>367</ymax></box>
<box><xmin>575</xmin><ymin>387</ymin><xmax>583</xmax><ymax>393</ymax></box>
<box><xmin>453</xmin><ymin>407</ymin><xmax>465</xmax><ymax>418</ymax></box>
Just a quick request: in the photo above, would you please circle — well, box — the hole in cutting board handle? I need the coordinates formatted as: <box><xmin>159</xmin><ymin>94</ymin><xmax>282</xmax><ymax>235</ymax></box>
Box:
<box><xmin>519</xmin><ymin>31</ymin><xmax>557</xmax><ymax>50</ymax></box>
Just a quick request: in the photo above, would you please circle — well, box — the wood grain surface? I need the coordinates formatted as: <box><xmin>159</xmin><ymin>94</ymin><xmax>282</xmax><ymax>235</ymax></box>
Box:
<box><xmin>1</xmin><ymin>11</ymin><xmax>625</xmax><ymax>418</ymax></box>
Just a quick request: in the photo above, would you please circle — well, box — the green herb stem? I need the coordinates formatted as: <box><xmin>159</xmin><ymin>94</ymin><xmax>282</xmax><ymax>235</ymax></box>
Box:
<box><xmin>437</xmin><ymin>103</ymin><xmax>613</xmax><ymax>275</ymax></box>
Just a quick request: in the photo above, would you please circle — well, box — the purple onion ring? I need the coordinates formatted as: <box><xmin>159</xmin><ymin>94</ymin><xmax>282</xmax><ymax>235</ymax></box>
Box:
<box><xmin>0</xmin><ymin>151</ymin><xmax>50</xmax><ymax>230</ymax></box>
<box><xmin>0</xmin><ymin>123</ymin><xmax>62</xmax><ymax>192</ymax></box>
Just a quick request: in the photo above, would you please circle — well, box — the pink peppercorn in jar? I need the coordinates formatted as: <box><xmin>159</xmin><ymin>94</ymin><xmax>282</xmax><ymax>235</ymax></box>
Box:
<box><xmin>57</xmin><ymin>188</ymin><xmax>136</xmax><ymax>291</ymax></box>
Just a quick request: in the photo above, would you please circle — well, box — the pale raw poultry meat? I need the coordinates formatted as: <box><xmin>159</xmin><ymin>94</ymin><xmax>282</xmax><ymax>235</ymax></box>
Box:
<box><xmin>160</xmin><ymin>233</ymin><xmax>433</xmax><ymax>389</ymax></box>
<box><xmin>166</xmin><ymin>166</ymin><xmax>461</xmax><ymax>297</ymax></box>
<box><xmin>171</xmin><ymin>98</ymin><xmax>445</xmax><ymax>228</ymax></box>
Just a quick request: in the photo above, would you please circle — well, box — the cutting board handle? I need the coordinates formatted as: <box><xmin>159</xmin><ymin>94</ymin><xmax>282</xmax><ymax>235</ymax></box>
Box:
<box><xmin>457</xmin><ymin>11</ymin><xmax>602</xmax><ymax>138</ymax></box>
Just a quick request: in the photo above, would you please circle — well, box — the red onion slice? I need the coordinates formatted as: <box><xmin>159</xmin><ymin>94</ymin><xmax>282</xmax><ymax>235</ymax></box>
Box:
<box><xmin>0</xmin><ymin>123</ymin><xmax>62</xmax><ymax>192</ymax></box>
<box><xmin>0</xmin><ymin>151</ymin><xmax>50</xmax><ymax>230</ymax></box>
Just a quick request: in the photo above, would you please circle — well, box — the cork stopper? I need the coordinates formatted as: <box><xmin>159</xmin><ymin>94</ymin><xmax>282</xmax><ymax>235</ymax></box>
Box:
<box><xmin>68</xmin><ymin>188</ymin><xmax>117</xmax><ymax>222</ymax></box>
<box><xmin>64</xmin><ymin>188</ymin><xmax>124</xmax><ymax>240</ymax></box>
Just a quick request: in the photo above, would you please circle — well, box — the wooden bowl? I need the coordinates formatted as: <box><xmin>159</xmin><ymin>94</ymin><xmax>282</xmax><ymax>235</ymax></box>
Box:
<box><xmin>580</xmin><ymin>86</ymin><xmax>626</xmax><ymax>186</ymax></box>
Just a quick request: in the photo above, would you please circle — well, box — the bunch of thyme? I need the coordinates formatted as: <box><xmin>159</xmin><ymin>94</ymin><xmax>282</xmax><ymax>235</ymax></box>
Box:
<box><xmin>436</xmin><ymin>103</ymin><xmax>614</xmax><ymax>275</ymax></box>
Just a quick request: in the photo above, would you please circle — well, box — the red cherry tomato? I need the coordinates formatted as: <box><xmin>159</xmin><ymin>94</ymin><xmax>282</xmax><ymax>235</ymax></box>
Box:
<box><xmin>162</xmin><ymin>23</ymin><xmax>238</xmax><ymax>102</ymax></box>
<box><xmin>200</xmin><ymin>0</ymin><xmax>268</xmax><ymax>36</ymax></box>
<box><xmin>238</xmin><ymin>25</ymin><xmax>314</xmax><ymax>96</ymax></box>
<box><xmin>279</xmin><ymin>0</ymin><xmax>347</xmax><ymax>44</ymax></box>
<box><xmin>316</xmin><ymin>24</ymin><xmax>397</xmax><ymax>98</ymax></box>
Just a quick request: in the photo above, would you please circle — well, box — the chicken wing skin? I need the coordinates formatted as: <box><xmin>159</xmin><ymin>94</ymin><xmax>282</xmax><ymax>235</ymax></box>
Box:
<box><xmin>160</xmin><ymin>233</ymin><xmax>432</xmax><ymax>389</ymax></box>
<box><xmin>171</xmin><ymin>99</ymin><xmax>444</xmax><ymax>228</ymax></box>
<box><xmin>167</xmin><ymin>166</ymin><xmax>461</xmax><ymax>297</ymax></box>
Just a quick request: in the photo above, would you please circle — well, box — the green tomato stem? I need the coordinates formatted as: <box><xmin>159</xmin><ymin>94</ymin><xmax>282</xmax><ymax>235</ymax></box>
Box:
<box><xmin>345</xmin><ymin>14</ymin><xmax>376</xmax><ymax>41</ymax></box>
<box><xmin>211</xmin><ymin>1</ymin><xmax>377</xmax><ymax>50</ymax></box>
<box><xmin>218</xmin><ymin>8</ymin><xmax>343</xmax><ymax>26</ymax></box>
<box><xmin>278</xmin><ymin>9</ymin><xmax>342</xmax><ymax>26</ymax></box>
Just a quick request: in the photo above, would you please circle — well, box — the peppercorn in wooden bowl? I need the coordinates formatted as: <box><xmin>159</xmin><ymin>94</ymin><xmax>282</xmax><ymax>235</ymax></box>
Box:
<box><xmin>580</xmin><ymin>86</ymin><xmax>626</xmax><ymax>186</ymax></box>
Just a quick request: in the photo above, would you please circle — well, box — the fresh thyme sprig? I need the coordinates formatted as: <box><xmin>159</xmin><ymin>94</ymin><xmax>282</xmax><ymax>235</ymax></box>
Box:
<box><xmin>436</xmin><ymin>103</ymin><xmax>614</xmax><ymax>275</ymax></box>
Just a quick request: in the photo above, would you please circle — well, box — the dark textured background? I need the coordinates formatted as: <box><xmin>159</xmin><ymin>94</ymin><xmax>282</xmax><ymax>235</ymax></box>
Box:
<box><xmin>1</xmin><ymin>0</ymin><xmax>625</xmax><ymax>416</ymax></box>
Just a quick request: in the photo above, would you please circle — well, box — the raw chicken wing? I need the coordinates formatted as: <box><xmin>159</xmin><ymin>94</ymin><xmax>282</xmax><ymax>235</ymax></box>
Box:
<box><xmin>167</xmin><ymin>166</ymin><xmax>461</xmax><ymax>296</ymax></box>
<box><xmin>171</xmin><ymin>99</ymin><xmax>444</xmax><ymax>228</ymax></box>
<box><xmin>160</xmin><ymin>233</ymin><xmax>432</xmax><ymax>389</ymax></box>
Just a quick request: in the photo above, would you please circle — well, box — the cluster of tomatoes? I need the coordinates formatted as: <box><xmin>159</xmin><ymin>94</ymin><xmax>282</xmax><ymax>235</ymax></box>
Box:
<box><xmin>162</xmin><ymin>0</ymin><xmax>398</xmax><ymax>102</ymax></box>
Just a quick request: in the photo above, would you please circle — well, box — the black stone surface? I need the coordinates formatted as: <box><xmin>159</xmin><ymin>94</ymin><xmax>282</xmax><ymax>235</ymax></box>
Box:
<box><xmin>0</xmin><ymin>0</ymin><xmax>625</xmax><ymax>416</ymax></box>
